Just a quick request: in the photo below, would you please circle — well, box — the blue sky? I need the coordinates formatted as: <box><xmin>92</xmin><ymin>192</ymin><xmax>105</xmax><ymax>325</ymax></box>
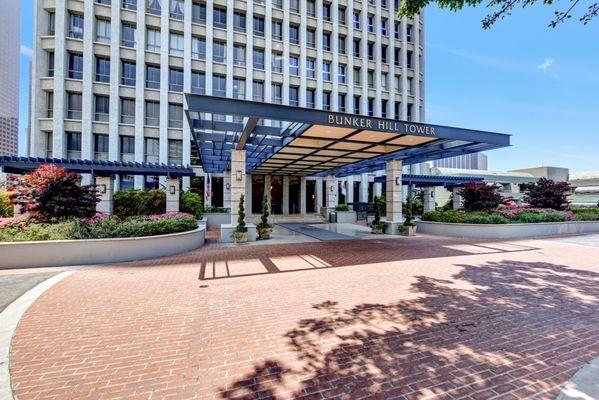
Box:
<box><xmin>17</xmin><ymin>2</ymin><xmax>599</xmax><ymax>172</ymax></box>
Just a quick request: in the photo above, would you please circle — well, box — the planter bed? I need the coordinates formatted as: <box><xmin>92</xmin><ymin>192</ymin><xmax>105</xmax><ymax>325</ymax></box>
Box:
<box><xmin>417</xmin><ymin>220</ymin><xmax>599</xmax><ymax>239</ymax></box>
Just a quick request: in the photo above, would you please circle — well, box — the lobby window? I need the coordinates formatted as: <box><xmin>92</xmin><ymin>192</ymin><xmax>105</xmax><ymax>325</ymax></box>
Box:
<box><xmin>354</xmin><ymin>96</ymin><xmax>361</xmax><ymax>114</ymax></box>
<box><xmin>192</xmin><ymin>2</ymin><xmax>206</xmax><ymax>24</ymax></box>
<box><xmin>191</xmin><ymin>71</ymin><xmax>205</xmax><ymax>94</ymax></box>
<box><xmin>66</xmin><ymin>132</ymin><xmax>82</xmax><ymax>160</ymax></box>
<box><xmin>213</xmin><ymin>41</ymin><xmax>226</xmax><ymax>63</ymax></box>
<box><xmin>252</xmin><ymin>81</ymin><xmax>264</xmax><ymax>102</ymax></box>
<box><xmin>94</xmin><ymin>95</ymin><xmax>110</xmax><ymax>122</ymax></box>
<box><xmin>353</xmin><ymin>12</ymin><xmax>360</xmax><ymax>29</ymax></box>
<box><xmin>123</xmin><ymin>0</ymin><xmax>137</xmax><ymax>11</ymax></box>
<box><xmin>306</xmin><ymin>58</ymin><xmax>315</xmax><ymax>78</ymax></box>
<box><xmin>94</xmin><ymin>135</ymin><xmax>109</xmax><ymax>160</ymax></box>
<box><xmin>338</xmin><ymin>65</ymin><xmax>346</xmax><ymax>84</ymax></box>
<box><xmin>47</xmin><ymin>52</ymin><xmax>55</xmax><ymax>76</ymax></box>
<box><xmin>353</xmin><ymin>39</ymin><xmax>360</xmax><ymax>57</ymax></box>
<box><xmin>290</xmin><ymin>0</ymin><xmax>299</xmax><ymax>12</ymax></box>
<box><xmin>145</xmin><ymin>101</ymin><xmax>160</xmax><ymax>126</ymax></box>
<box><xmin>323</xmin><ymin>62</ymin><xmax>331</xmax><ymax>81</ymax></box>
<box><xmin>407</xmin><ymin>51</ymin><xmax>413</xmax><ymax>68</ymax></box>
<box><xmin>168</xmin><ymin>139</ymin><xmax>183</xmax><ymax>165</ymax></box>
<box><xmin>120</xmin><ymin>98</ymin><xmax>136</xmax><ymax>124</ymax></box>
<box><xmin>271</xmin><ymin>83</ymin><xmax>283</xmax><ymax>104</ymax></box>
<box><xmin>68</xmin><ymin>53</ymin><xmax>83</xmax><ymax>79</ymax></box>
<box><xmin>169</xmin><ymin>68</ymin><xmax>183</xmax><ymax>92</ymax></box>
<box><xmin>368</xmin><ymin>98</ymin><xmax>374</xmax><ymax>116</ymax></box>
<box><xmin>381</xmin><ymin>19</ymin><xmax>388</xmax><ymax>36</ymax></box>
<box><xmin>95</xmin><ymin>57</ymin><xmax>110</xmax><ymax>83</ymax></box>
<box><xmin>122</xmin><ymin>61</ymin><xmax>136</xmax><ymax>86</ymax></box>
<box><xmin>213</xmin><ymin>75</ymin><xmax>226</xmax><ymax>97</ymax></box>
<box><xmin>233</xmin><ymin>45</ymin><xmax>246</xmax><ymax>66</ymax></box>
<box><xmin>120</xmin><ymin>136</ymin><xmax>135</xmax><ymax>162</ymax></box>
<box><xmin>307</xmin><ymin>0</ymin><xmax>315</xmax><ymax>16</ymax></box>
<box><xmin>213</xmin><ymin>7</ymin><xmax>227</xmax><ymax>29</ymax></box>
<box><xmin>407</xmin><ymin>25</ymin><xmax>413</xmax><ymax>42</ymax></box>
<box><xmin>353</xmin><ymin>67</ymin><xmax>361</xmax><ymax>86</ymax></box>
<box><xmin>307</xmin><ymin>29</ymin><xmax>316</xmax><ymax>48</ymax></box>
<box><xmin>253</xmin><ymin>48</ymin><xmax>265</xmax><ymax>70</ymax></box>
<box><xmin>146</xmin><ymin>65</ymin><xmax>161</xmax><ymax>89</ymax></box>
<box><xmin>170</xmin><ymin>33</ymin><xmax>184</xmax><ymax>56</ymax></box>
<box><xmin>145</xmin><ymin>138</ymin><xmax>159</xmax><ymax>163</ymax></box>
<box><xmin>122</xmin><ymin>23</ymin><xmax>136</xmax><ymax>48</ymax></box>
<box><xmin>323</xmin><ymin>3</ymin><xmax>331</xmax><ymax>21</ymax></box>
<box><xmin>272</xmin><ymin>21</ymin><xmax>283</xmax><ymax>40</ymax></box>
<box><xmin>338</xmin><ymin>36</ymin><xmax>346</xmax><ymax>54</ymax></box>
<box><xmin>367</xmin><ymin>15</ymin><xmax>374</xmax><ymax>33</ymax></box>
<box><xmin>233</xmin><ymin>78</ymin><xmax>246</xmax><ymax>100</ymax></box>
<box><xmin>272</xmin><ymin>52</ymin><xmax>283</xmax><ymax>72</ymax></box>
<box><xmin>322</xmin><ymin>92</ymin><xmax>331</xmax><ymax>111</ymax></box>
<box><xmin>323</xmin><ymin>33</ymin><xmax>331</xmax><ymax>51</ymax></box>
<box><xmin>338</xmin><ymin>7</ymin><xmax>346</xmax><ymax>24</ymax></box>
<box><xmin>148</xmin><ymin>0</ymin><xmax>162</xmax><ymax>15</ymax></box>
<box><xmin>234</xmin><ymin>12</ymin><xmax>246</xmax><ymax>32</ymax></box>
<box><xmin>307</xmin><ymin>89</ymin><xmax>316</xmax><ymax>108</ymax></box>
<box><xmin>289</xmin><ymin>87</ymin><xmax>299</xmax><ymax>106</ymax></box>
<box><xmin>290</xmin><ymin>56</ymin><xmax>299</xmax><ymax>76</ymax></box>
<box><xmin>168</xmin><ymin>103</ymin><xmax>183</xmax><ymax>128</ymax></box>
<box><xmin>192</xmin><ymin>37</ymin><xmax>206</xmax><ymax>59</ymax></box>
<box><xmin>289</xmin><ymin>25</ymin><xmax>300</xmax><ymax>45</ymax></box>
<box><xmin>381</xmin><ymin>100</ymin><xmax>388</xmax><ymax>118</ymax></box>
<box><xmin>170</xmin><ymin>0</ymin><xmax>184</xmax><ymax>20</ymax></box>
<box><xmin>338</xmin><ymin>94</ymin><xmax>346</xmax><ymax>113</ymax></box>
<box><xmin>48</xmin><ymin>12</ymin><xmax>55</xmax><ymax>35</ymax></box>
<box><xmin>253</xmin><ymin>16</ymin><xmax>265</xmax><ymax>37</ymax></box>
<box><xmin>46</xmin><ymin>92</ymin><xmax>54</xmax><ymax>118</ymax></box>
<box><xmin>147</xmin><ymin>29</ymin><xmax>161</xmax><ymax>52</ymax></box>
<box><xmin>68</xmin><ymin>13</ymin><xmax>84</xmax><ymax>39</ymax></box>
<box><xmin>96</xmin><ymin>19</ymin><xmax>111</xmax><ymax>43</ymax></box>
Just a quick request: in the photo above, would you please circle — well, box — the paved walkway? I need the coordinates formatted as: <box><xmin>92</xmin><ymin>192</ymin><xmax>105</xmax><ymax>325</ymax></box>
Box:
<box><xmin>277</xmin><ymin>223</ymin><xmax>359</xmax><ymax>241</ymax></box>
<box><xmin>7</xmin><ymin>234</ymin><xmax>599</xmax><ymax>400</ymax></box>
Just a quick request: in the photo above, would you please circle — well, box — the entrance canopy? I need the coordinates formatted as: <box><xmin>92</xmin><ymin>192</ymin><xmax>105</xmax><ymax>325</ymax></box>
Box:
<box><xmin>186</xmin><ymin>95</ymin><xmax>511</xmax><ymax>177</ymax></box>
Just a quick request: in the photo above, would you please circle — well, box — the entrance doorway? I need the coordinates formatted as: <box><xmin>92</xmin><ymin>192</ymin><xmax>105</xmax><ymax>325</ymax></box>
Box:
<box><xmin>212</xmin><ymin>177</ymin><xmax>224</xmax><ymax>207</ymax></box>
<box><xmin>270</xmin><ymin>176</ymin><xmax>283</xmax><ymax>214</ymax></box>
<box><xmin>251</xmin><ymin>175</ymin><xmax>265</xmax><ymax>214</ymax></box>
<box><xmin>306</xmin><ymin>180</ymin><xmax>316</xmax><ymax>213</ymax></box>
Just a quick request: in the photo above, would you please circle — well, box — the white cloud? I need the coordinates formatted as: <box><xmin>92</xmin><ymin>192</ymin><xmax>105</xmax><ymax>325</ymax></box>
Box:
<box><xmin>20</xmin><ymin>45</ymin><xmax>33</xmax><ymax>58</ymax></box>
<box><xmin>538</xmin><ymin>58</ymin><xmax>554</xmax><ymax>70</ymax></box>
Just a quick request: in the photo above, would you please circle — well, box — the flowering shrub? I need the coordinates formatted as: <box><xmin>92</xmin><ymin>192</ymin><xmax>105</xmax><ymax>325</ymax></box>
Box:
<box><xmin>0</xmin><ymin>190</ymin><xmax>13</xmax><ymax>218</ymax></box>
<box><xmin>458</xmin><ymin>182</ymin><xmax>504</xmax><ymax>212</ymax></box>
<box><xmin>522</xmin><ymin>178</ymin><xmax>571</xmax><ymax>210</ymax></box>
<box><xmin>8</xmin><ymin>164</ymin><xmax>99</xmax><ymax>222</ymax></box>
<box><xmin>494</xmin><ymin>204</ymin><xmax>573</xmax><ymax>222</ymax></box>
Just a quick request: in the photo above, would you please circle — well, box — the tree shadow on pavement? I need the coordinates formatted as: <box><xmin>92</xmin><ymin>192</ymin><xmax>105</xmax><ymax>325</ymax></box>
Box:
<box><xmin>219</xmin><ymin>260</ymin><xmax>599</xmax><ymax>399</ymax></box>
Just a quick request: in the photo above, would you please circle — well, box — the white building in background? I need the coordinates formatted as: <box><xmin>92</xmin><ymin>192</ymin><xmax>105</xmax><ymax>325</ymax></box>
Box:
<box><xmin>0</xmin><ymin>1</ymin><xmax>21</xmax><ymax>156</ymax></box>
<box><xmin>28</xmin><ymin>0</ymin><xmax>424</xmax><ymax>197</ymax></box>
<box><xmin>570</xmin><ymin>171</ymin><xmax>599</xmax><ymax>207</ymax></box>
<box><xmin>432</xmin><ymin>152</ymin><xmax>487</xmax><ymax>171</ymax></box>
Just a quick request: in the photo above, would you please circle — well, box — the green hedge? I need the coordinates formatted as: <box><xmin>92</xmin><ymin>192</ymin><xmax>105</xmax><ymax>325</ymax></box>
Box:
<box><xmin>180</xmin><ymin>191</ymin><xmax>203</xmax><ymax>218</ymax></box>
<box><xmin>421</xmin><ymin>209</ymin><xmax>598</xmax><ymax>224</ymax></box>
<box><xmin>421</xmin><ymin>211</ymin><xmax>509</xmax><ymax>224</ymax></box>
<box><xmin>571</xmin><ymin>208</ymin><xmax>599</xmax><ymax>221</ymax></box>
<box><xmin>114</xmin><ymin>190</ymin><xmax>166</xmax><ymax>218</ymax></box>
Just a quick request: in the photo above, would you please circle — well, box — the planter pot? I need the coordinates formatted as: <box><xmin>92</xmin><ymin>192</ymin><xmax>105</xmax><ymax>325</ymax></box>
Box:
<box><xmin>399</xmin><ymin>225</ymin><xmax>417</xmax><ymax>236</ymax></box>
<box><xmin>257</xmin><ymin>228</ymin><xmax>272</xmax><ymax>240</ymax></box>
<box><xmin>371</xmin><ymin>225</ymin><xmax>386</xmax><ymax>234</ymax></box>
<box><xmin>233</xmin><ymin>231</ymin><xmax>248</xmax><ymax>244</ymax></box>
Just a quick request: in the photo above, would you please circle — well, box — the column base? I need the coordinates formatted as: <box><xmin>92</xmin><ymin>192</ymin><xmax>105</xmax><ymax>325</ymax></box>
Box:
<box><xmin>381</xmin><ymin>219</ymin><xmax>405</xmax><ymax>235</ymax></box>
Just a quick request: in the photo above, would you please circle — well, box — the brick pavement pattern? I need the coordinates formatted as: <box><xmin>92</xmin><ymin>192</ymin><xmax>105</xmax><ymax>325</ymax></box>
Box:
<box><xmin>9</xmin><ymin>235</ymin><xmax>599</xmax><ymax>400</ymax></box>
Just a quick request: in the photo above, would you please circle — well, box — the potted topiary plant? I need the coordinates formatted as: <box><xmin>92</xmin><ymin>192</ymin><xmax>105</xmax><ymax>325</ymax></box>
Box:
<box><xmin>232</xmin><ymin>194</ymin><xmax>248</xmax><ymax>243</ymax></box>
<box><xmin>256</xmin><ymin>194</ymin><xmax>272</xmax><ymax>240</ymax></box>
<box><xmin>399</xmin><ymin>196</ymin><xmax>417</xmax><ymax>236</ymax></box>
<box><xmin>370</xmin><ymin>196</ymin><xmax>387</xmax><ymax>234</ymax></box>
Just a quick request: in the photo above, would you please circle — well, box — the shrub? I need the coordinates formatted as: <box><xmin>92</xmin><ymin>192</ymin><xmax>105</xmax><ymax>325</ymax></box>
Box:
<box><xmin>204</xmin><ymin>206</ymin><xmax>230</xmax><ymax>213</ymax></box>
<box><xmin>514</xmin><ymin>210</ymin><xmax>571</xmax><ymax>223</ymax></box>
<box><xmin>464</xmin><ymin>213</ymin><xmax>509</xmax><ymax>224</ymax></box>
<box><xmin>403</xmin><ymin>197</ymin><xmax>415</xmax><ymax>226</ymax></box>
<box><xmin>458</xmin><ymin>182</ymin><xmax>503</xmax><ymax>212</ymax></box>
<box><xmin>422</xmin><ymin>210</ymin><xmax>468</xmax><ymax>223</ymax></box>
<box><xmin>571</xmin><ymin>208</ymin><xmax>599</xmax><ymax>221</ymax></box>
<box><xmin>180</xmin><ymin>191</ymin><xmax>203</xmax><ymax>218</ymax></box>
<box><xmin>8</xmin><ymin>164</ymin><xmax>99</xmax><ymax>222</ymax></box>
<box><xmin>0</xmin><ymin>190</ymin><xmax>13</xmax><ymax>218</ymax></box>
<box><xmin>522</xmin><ymin>178</ymin><xmax>571</xmax><ymax>210</ymax></box>
<box><xmin>256</xmin><ymin>195</ymin><xmax>271</xmax><ymax>231</ymax></box>
<box><xmin>113</xmin><ymin>189</ymin><xmax>166</xmax><ymax>218</ymax></box>
<box><xmin>335</xmin><ymin>204</ymin><xmax>350</xmax><ymax>211</ymax></box>
<box><xmin>235</xmin><ymin>195</ymin><xmax>247</xmax><ymax>233</ymax></box>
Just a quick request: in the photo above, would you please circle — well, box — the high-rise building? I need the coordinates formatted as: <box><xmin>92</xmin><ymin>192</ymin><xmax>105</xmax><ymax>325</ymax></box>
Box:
<box><xmin>28</xmin><ymin>0</ymin><xmax>423</xmax><ymax>190</ymax></box>
<box><xmin>433</xmin><ymin>152</ymin><xmax>488</xmax><ymax>170</ymax></box>
<box><xmin>0</xmin><ymin>1</ymin><xmax>21</xmax><ymax>155</ymax></box>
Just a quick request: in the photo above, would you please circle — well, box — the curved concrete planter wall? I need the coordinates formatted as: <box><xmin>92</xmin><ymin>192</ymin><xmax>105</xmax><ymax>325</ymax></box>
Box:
<box><xmin>203</xmin><ymin>213</ymin><xmax>230</xmax><ymax>228</ymax></box>
<box><xmin>0</xmin><ymin>228</ymin><xmax>205</xmax><ymax>269</ymax></box>
<box><xmin>417</xmin><ymin>220</ymin><xmax>599</xmax><ymax>239</ymax></box>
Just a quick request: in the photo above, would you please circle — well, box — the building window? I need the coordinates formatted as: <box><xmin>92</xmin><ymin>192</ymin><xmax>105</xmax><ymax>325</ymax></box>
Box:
<box><xmin>394</xmin><ymin>48</ymin><xmax>400</xmax><ymax>66</ymax></box>
<box><xmin>323</xmin><ymin>62</ymin><xmax>331</xmax><ymax>81</ymax></box>
<box><xmin>48</xmin><ymin>12</ymin><xmax>55</xmax><ymax>35</ymax></box>
<box><xmin>120</xmin><ymin>136</ymin><xmax>135</xmax><ymax>162</ymax></box>
<box><xmin>394</xmin><ymin>22</ymin><xmax>400</xmax><ymax>39</ymax></box>
<box><xmin>148</xmin><ymin>0</ymin><xmax>162</xmax><ymax>15</ymax></box>
<box><xmin>233</xmin><ymin>45</ymin><xmax>246</xmax><ymax>66</ymax></box>
<box><xmin>407</xmin><ymin>25</ymin><xmax>413</xmax><ymax>42</ymax></box>
<box><xmin>338</xmin><ymin>7</ymin><xmax>346</xmax><ymax>24</ymax></box>
<box><xmin>213</xmin><ymin>7</ymin><xmax>227</xmax><ymax>29</ymax></box>
<box><xmin>46</xmin><ymin>92</ymin><xmax>54</xmax><ymax>118</ymax></box>
<box><xmin>273</xmin><ymin>0</ymin><xmax>283</xmax><ymax>8</ymax></box>
<box><xmin>407</xmin><ymin>103</ymin><xmax>413</xmax><ymax>121</ymax></box>
<box><xmin>168</xmin><ymin>139</ymin><xmax>183</xmax><ymax>165</ymax></box>
<box><xmin>94</xmin><ymin>135</ymin><xmax>109</xmax><ymax>160</ymax></box>
<box><xmin>353</xmin><ymin>12</ymin><xmax>360</xmax><ymax>29</ymax></box>
<box><xmin>169</xmin><ymin>68</ymin><xmax>183</xmax><ymax>92</ymax></box>
<box><xmin>368</xmin><ymin>70</ymin><xmax>374</xmax><ymax>88</ymax></box>
<box><xmin>69</xmin><ymin>14</ymin><xmax>84</xmax><ymax>39</ymax></box>
<box><xmin>145</xmin><ymin>101</ymin><xmax>160</xmax><ymax>126</ymax></box>
<box><xmin>170</xmin><ymin>0</ymin><xmax>184</xmax><ymax>19</ymax></box>
<box><xmin>306</xmin><ymin>58</ymin><xmax>315</xmax><ymax>78</ymax></box>
<box><xmin>338</xmin><ymin>36</ymin><xmax>346</xmax><ymax>54</ymax></box>
<box><xmin>95</xmin><ymin>57</ymin><xmax>110</xmax><ymax>83</ymax></box>
<box><xmin>121</xmin><ymin>98</ymin><xmax>136</xmax><ymax>124</ymax></box>
<box><xmin>307</xmin><ymin>89</ymin><xmax>315</xmax><ymax>108</ymax></box>
<box><xmin>368</xmin><ymin>98</ymin><xmax>374</xmax><ymax>116</ymax></box>
<box><xmin>68</xmin><ymin>53</ymin><xmax>83</xmax><ymax>79</ymax></box>
<box><xmin>145</xmin><ymin>138</ymin><xmax>159</xmax><ymax>163</ymax></box>
<box><xmin>272</xmin><ymin>52</ymin><xmax>283</xmax><ymax>72</ymax></box>
<box><xmin>253</xmin><ymin>16</ymin><xmax>265</xmax><ymax>37</ymax></box>
<box><xmin>122</xmin><ymin>23</ymin><xmax>136</xmax><ymax>48</ymax></box>
<box><xmin>272</xmin><ymin>21</ymin><xmax>282</xmax><ymax>40</ymax></box>
<box><xmin>146</xmin><ymin>29</ymin><xmax>161</xmax><ymax>52</ymax></box>
<box><xmin>354</xmin><ymin>96</ymin><xmax>361</xmax><ymax>114</ymax></box>
<box><xmin>367</xmin><ymin>15</ymin><xmax>374</xmax><ymax>33</ymax></box>
<box><xmin>66</xmin><ymin>132</ymin><xmax>82</xmax><ymax>160</ymax></box>
<box><xmin>94</xmin><ymin>95</ymin><xmax>110</xmax><ymax>122</ymax></box>
<box><xmin>212</xmin><ymin>75</ymin><xmax>226</xmax><ymax>97</ymax></box>
<box><xmin>323</xmin><ymin>3</ymin><xmax>331</xmax><ymax>21</ymax></box>
<box><xmin>123</xmin><ymin>0</ymin><xmax>137</xmax><ymax>11</ymax></box>
<box><xmin>289</xmin><ymin>87</ymin><xmax>299</xmax><ymax>107</ymax></box>
<box><xmin>382</xmin><ymin>73</ymin><xmax>388</xmax><ymax>90</ymax></box>
<box><xmin>234</xmin><ymin>12</ymin><xmax>246</xmax><ymax>32</ymax></box>
<box><xmin>381</xmin><ymin>100</ymin><xmax>388</xmax><ymax>118</ymax></box>
<box><xmin>271</xmin><ymin>83</ymin><xmax>282</xmax><ymax>104</ymax></box>
<box><xmin>233</xmin><ymin>78</ymin><xmax>246</xmax><ymax>99</ymax></box>
<box><xmin>381</xmin><ymin>19</ymin><xmax>388</xmax><ymax>36</ymax></box>
<box><xmin>192</xmin><ymin>2</ymin><xmax>206</xmax><ymax>24</ymax></box>
<box><xmin>96</xmin><ymin>19</ymin><xmax>111</xmax><ymax>43</ymax></box>
<box><xmin>381</xmin><ymin>45</ymin><xmax>388</xmax><ymax>63</ymax></box>
<box><xmin>192</xmin><ymin>37</ymin><xmax>206</xmax><ymax>59</ymax></box>
<box><xmin>306</xmin><ymin>29</ymin><xmax>316</xmax><ymax>48</ymax></box>
<box><xmin>67</xmin><ymin>92</ymin><xmax>82</xmax><ymax>119</ymax></box>
<box><xmin>170</xmin><ymin>33</ymin><xmax>183</xmax><ymax>56</ymax></box>
<box><xmin>146</xmin><ymin>65</ymin><xmax>160</xmax><ymax>89</ymax></box>
<box><xmin>323</xmin><ymin>92</ymin><xmax>331</xmax><ymax>111</ymax></box>
<box><xmin>407</xmin><ymin>50</ymin><xmax>413</xmax><ymax>68</ymax></box>
<box><xmin>323</xmin><ymin>33</ymin><xmax>331</xmax><ymax>51</ymax></box>
<box><xmin>289</xmin><ymin>56</ymin><xmax>299</xmax><ymax>76</ymax></box>
<box><xmin>253</xmin><ymin>49</ymin><xmax>265</xmax><ymax>70</ymax></box>
<box><xmin>213</xmin><ymin>40</ymin><xmax>226</xmax><ymax>63</ymax></box>
<box><xmin>290</xmin><ymin>0</ymin><xmax>299</xmax><ymax>12</ymax></box>
<box><xmin>307</xmin><ymin>0</ymin><xmax>315</xmax><ymax>16</ymax></box>
<box><xmin>368</xmin><ymin>42</ymin><xmax>374</xmax><ymax>60</ymax></box>
<box><xmin>353</xmin><ymin>39</ymin><xmax>360</xmax><ymax>57</ymax></box>
<box><xmin>353</xmin><ymin>67</ymin><xmax>361</xmax><ymax>86</ymax></box>
<box><xmin>289</xmin><ymin>25</ymin><xmax>299</xmax><ymax>45</ymax></box>
<box><xmin>168</xmin><ymin>103</ymin><xmax>183</xmax><ymax>128</ymax></box>
<box><xmin>338</xmin><ymin>65</ymin><xmax>346</xmax><ymax>84</ymax></box>
<box><xmin>122</xmin><ymin>61</ymin><xmax>136</xmax><ymax>86</ymax></box>
<box><xmin>338</xmin><ymin>94</ymin><xmax>346</xmax><ymax>113</ymax></box>
<box><xmin>191</xmin><ymin>71</ymin><xmax>205</xmax><ymax>94</ymax></box>
<box><xmin>47</xmin><ymin>52</ymin><xmax>55</xmax><ymax>77</ymax></box>
<box><xmin>252</xmin><ymin>81</ymin><xmax>264</xmax><ymax>102</ymax></box>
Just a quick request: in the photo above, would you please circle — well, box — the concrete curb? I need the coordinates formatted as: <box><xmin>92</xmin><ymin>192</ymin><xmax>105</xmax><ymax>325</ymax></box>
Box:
<box><xmin>0</xmin><ymin>271</ymin><xmax>74</xmax><ymax>400</ymax></box>
<box><xmin>556</xmin><ymin>357</ymin><xmax>599</xmax><ymax>400</ymax></box>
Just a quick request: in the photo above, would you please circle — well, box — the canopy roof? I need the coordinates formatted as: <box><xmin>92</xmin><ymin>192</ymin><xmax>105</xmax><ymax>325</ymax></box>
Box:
<box><xmin>186</xmin><ymin>95</ymin><xmax>511</xmax><ymax>177</ymax></box>
<box><xmin>374</xmin><ymin>174</ymin><xmax>484</xmax><ymax>188</ymax></box>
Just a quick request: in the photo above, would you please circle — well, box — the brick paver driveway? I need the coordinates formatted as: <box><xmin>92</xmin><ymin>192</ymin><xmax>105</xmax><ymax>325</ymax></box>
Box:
<box><xmin>9</xmin><ymin>234</ymin><xmax>599</xmax><ymax>400</ymax></box>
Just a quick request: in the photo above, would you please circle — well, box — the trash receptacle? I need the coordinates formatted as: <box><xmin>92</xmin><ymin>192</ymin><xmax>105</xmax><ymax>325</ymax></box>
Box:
<box><xmin>329</xmin><ymin>212</ymin><xmax>337</xmax><ymax>223</ymax></box>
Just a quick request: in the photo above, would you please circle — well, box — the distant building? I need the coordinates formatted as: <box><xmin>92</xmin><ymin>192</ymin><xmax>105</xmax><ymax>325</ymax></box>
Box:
<box><xmin>432</xmin><ymin>153</ymin><xmax>487</xmax><ymax>170</ymax></box>
<box><xmin>0</xmin><ymin>1</ymin><xmax>21</xmax><ymax>155</ymax></box>
<box><xmin>510</xmin><ymin>166</ymin><xmax>569</xmax><ymax>183</ymax></box>
<box><xmin>570</xmin><ymin>171</ymin><xmax>599</xmax><ymax>207</ymax></box>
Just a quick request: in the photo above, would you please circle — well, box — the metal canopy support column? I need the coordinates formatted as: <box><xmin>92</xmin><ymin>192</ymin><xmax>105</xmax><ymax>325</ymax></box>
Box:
<box><xmin>326</xmin><ymin>175</ymin><xmax>338</xmax><ymax>211</ymax></box>
<box><xmin>360</xmin><ymin>173</ymin><xmax>369</xmax><ymax>202</ymax></box>
<box><xmin>423</xmin><ymin>187</ymin><xmax>436</xmax><ymax>212</ymax></box>
<box><xmin>230</xmin><ymin>150</ymin><xmax>246</xmax><ymax>225</ymax></box>
<box><xmin>96</xmin><ymin>176</ymin><xmax>115</xmax><ymax>215</ymax></box>
<box><xmin>166</xmin><ymin>178</ymin><xmax>181</xmax><ymax>212</ymax></box>
<box><xmin>453</xmin><ymin>187</ymin><xmax>463</xmax><ymax>210</ymax></box>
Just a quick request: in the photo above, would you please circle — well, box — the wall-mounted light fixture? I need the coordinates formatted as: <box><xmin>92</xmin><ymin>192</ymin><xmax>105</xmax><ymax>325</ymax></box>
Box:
<box><xmin>236</xmin><ymin>170</ymin><xmax>243</xmax><ymax>181</ymax></box>
<box><xmin>226</xmin><ymin>183</ymin><xmax>231</xmax><ymax>190</ymax></box>
<box><xmin>169</xmin><ymin>186</ymin><xmax>176</xmax><ymax>195</ymax></box>
<box><xmin>395</xmin><ymin>177</ymin><xmax>401</xmax><ymax>186</ymax></box>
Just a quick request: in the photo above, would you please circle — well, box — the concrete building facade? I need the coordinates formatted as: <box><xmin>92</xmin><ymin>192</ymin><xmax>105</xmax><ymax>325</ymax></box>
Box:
<box><xmin>432</xmin><ymin>152</ymin><xmax>487</xmax><ymax>170</ymax></box>
<box><xmin>0</xmin><ymin>1</ymin><xmax>21</xmax><ymax>156</ymax></box>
